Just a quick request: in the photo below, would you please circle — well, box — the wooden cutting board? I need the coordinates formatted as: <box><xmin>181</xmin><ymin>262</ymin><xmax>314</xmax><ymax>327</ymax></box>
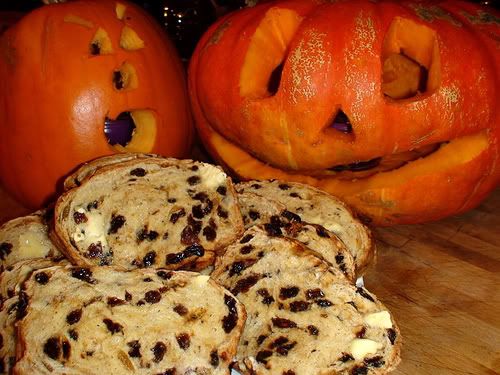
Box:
<box><xmin>0</xmin><ymin>184</ymin><xmax>498</xmax><ymax>374</ymax></box>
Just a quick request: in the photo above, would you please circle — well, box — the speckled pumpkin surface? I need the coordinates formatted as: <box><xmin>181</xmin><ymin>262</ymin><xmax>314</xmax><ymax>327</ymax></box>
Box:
<box><xmin>189</xmin><ymin>0</ymin><xmax>500</xmax><ymax>226</ymax></box>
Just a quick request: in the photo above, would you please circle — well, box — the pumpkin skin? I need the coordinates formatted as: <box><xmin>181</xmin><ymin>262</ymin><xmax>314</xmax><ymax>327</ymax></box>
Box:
<box><xmin>189</xmin><ymin>0</ymin><xmax>500</xmax><ymax>226</ymax></box>
<box><xmin>0</xmin><ymin>0</ymin><xmax>193</xmax><ymax>208</ymax></box>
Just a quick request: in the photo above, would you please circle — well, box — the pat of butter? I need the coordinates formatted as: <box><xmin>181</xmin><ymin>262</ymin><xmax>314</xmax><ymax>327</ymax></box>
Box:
<box><xmin>349</xmin><ymin>339</ymin><xmax>382</xmax><ymax>360</ymax></box>
<box><xmin>323</xmin><ymin>221</ymin><xmax>343</xmax><ymax>234</ymax></box>
<box><xmin>199</xmin><ymin>165</ymin><xmax>227</xmax><ymax>190</ymax></box>
<box><xmin>193</xmin><ymin>275</ymin><xmax>210</xmax><ymax>287</ymax></box>
<box><xmin>17</xmin><ymin>231</ymin><xmax>50</xmax><ymax>259</ymax></box>
<box><xmin>364</xmin><ymin>311</ymin><xmax>393</xmax><ymax>329</ymax></box>
<box><xmin>72</xmin><ymin>208</ymin><xmax>108</xmax><ymax>248</ymax></box>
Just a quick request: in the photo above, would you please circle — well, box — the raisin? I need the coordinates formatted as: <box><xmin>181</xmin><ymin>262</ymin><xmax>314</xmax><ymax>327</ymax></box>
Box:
<box><xmin>128</xmin><ymin>340</ymin><xmax>141</xmax><ymax>358</ymax></box>
<box><xmin>166</xmin><ymin>244</ymin><xmax>205</xmax><ymax>264</ymax></box>
<box><xmin>173</xmin><ymin>304</ymin><xmax>188</xmax><ymax>316</ymax></box>
<box><xmin>231</xmin><ymin>274</ymin><xmax>261</xmax><ymax>295</ymax></box>
<box><xmin>103</xmin><ymin>319</ymin><xmax>123</xmax><ymax>334</ymax></box>
<box><xmin>62</xmin><ymin>339</ymin><xmax>71</xmax><ymax>360</ymax></box>
<box><xmin>239</xmin><ymin>234</ymin><xmax>254</xmax><ymax>243</ymax></box>
<box><xmin>16</xmin><ymin>291</ymin><xmax>29</xmax><ymax>320</ymax></box>
<box><xmin>279</xmin><ymin>287</ymin><xmax>300</xmax><ymax>300</ymax></box>
<box><xmin>248</xmin><ymin>210</ymin><xmax>260</xmax><ymax>221</ymax></box>
<box><xmin>290</xmin><ymin>301</ymin><xmax>310</xmax><ymax>312</ymax></box>
<box><xmin>290</xmin><ymin>192</ymin><xmax>300</xmax><ymax>198</ymax></box>
<box><xmin>73</xmin><ymin>211</ymin><xmax>87</xmax><ymax>224</ymax></box>
<box><xmin>229</xmin><ymin>261</ymin><xmax>245</xmax><ymax>277</ymax></box>
<box><xmin>279</xmin><ymin>183</ymin><xmax>290</xmax><ymax>190</ymax></box>
<box><xmin>167</xmin><ymin>198</ymin><xmax>177</xmax><ymax>203</ymax></box>
<box><xmin>68</xmin><ymin>329</ymin><xmax>78</xmax><ymax>341</ymax></box>
<box><xmin>269</xmin><ymin>336</ymin><xmax>288</xmax><ymax>348</ymax></box>
<box><xmin>271</xmin><ymin>317</ymin><xmax>297</xmax><ymax>329</ymax></box>
<box><xmin>276</xmin><ymin>342</ymin><xmax>296</xmax><ymax>356</ymax></box>
<box><xmin>143</xmin><ymin>251</ymin><xmax>157</xmax><ymax>267</ymax></box>
<box><xmin>339</xmin><ymin>353</ymin><xmax>354</xmax><ymax>362</ymax></box>
<box><xmin>365</xmin><ymin>356</ymin><xmax>385</xmax><ymax>368</ymax></box>
<box><xmin>130</xmin><ymin>168</ymin><xmax>146</xmax><ymax>177</ymax></box>
<box><xmin>192</xmin><ymin>198</ymin><xmax>213</xmax><ymax>219</ymax></box>
<box><xmin>143</xmin><ymin>277</ymin><xmax>153</xmax><ymax>282</ymax></box>
<box><xmin>351</xmin><ymin>365</ymin><xmax>368</xmax><ymax>375</ymax></box>
<box><xmin>307</xmin><ymin>325</ymin><xmax>319</xmax><ymax>336</ymax></box>
<box><xmin>190</xmin><ymin>165</ymin><xmax>199</xmax><ymax>171</ymax></box>
<box><xmin>156</xmin><ymin>270</ymin><xmax>173</xmax><ymax>280</ymax></box>
<box><xmin>240</xmin><ymin>244</ymin><xmax>253</xmax><ymax>254</ymax></box>
<box><xmin>157</xmin><ymin>368</ymin><xmax>176</xmax><ymax>375</ymax></box>
<box><xmin>108</xmin><ymin>214</ymin><xmax>126</xmax><ymax>234</ymax></box>
<box><xmin>257</xmin><ymin>334</ymin><xmax>268</xmax><ymax>345</ymax></box>
<box><xmin>315</xmin><ymin>226</ymin><xmax>330</xmax><ymax>238</ymax></box>
<box><xmin>222</xmin><ymin>294</ymin><xmax>238</xmax><ymax>333</ymax></box>
<box><xmin>71</xmin><ymin>268</ymin><xmax>96</xmax><ymax>284</ymax></box>
<box><xmin>256</xmin><ymin>350</ymin><xmax>273</xmax><ymax>364</ymax></box>
<box><xmin>356</xmin><ymin>327</ymin><xmax>366</xmax><ymax>338</ymax></box>
<box><xmin>202</xmin><ymin>226</ymin><xmax>217</xmax><ymax>241</ymax></box>
<box><xmin>258</xmin><ymin>289</ymin><xmax>275</xmax><ymax>305</ymax></box>
<box><xmin>0</xmin><ymin>243</ymin><xmax>12</xmax><ymax>260</ymax></box>
<box><xmin>43</xmin><ymin>337</ymin><xmax>61</xmax><ymax>360</ymax></box>
<box><xmin>107</xmin><ymin>297</ymin><xmax>126</xmax><ymax>307</ymax></box>
<box><xmin>113</xmin><ymin>71</ymin><xmax>124</xmax><ymax>89</ymax></box>
<box><xmin>137</xmin><ymin>228</ymin><xmax>159</xmax><ymax>242</ymax></box>
<box><xmin>251</xmin><ymin>183</ymin><xmax>261</xmax><ymax>189</ymax></box>
<box><xmin>170</xmin><ymin>208</ymin><xmax>186</xmax><ymax>224</ymax></box>
<box><xmin>356</xmin><ymin>287</ymin><xmax>375</xmax><ymax>302</ymax></box>
<box><xmin>180</xmin><ymin>225</ymin><xmax>199</xmax><ymax>246</ymax></box>
<box><xmin>145</xmin><ymin>290</ymin><xmax>162</xmax><ymax>304</ymax></box>
<box><xmin>125</xmin><ymin>291</ymin><xmax>132</xmax><ymax>301</ymax></box>
<box><xmin>387</xmin><ymin>328</ymin><xmax>397</xmax><ymax>345</ymax></box>
<box><xmin>281</xmin><ymin>210</ymin><xmax>301</xmax><ymax>223</ymax></box>
<box><xmin>305</xmin><ymin>288</ymin><xmax>324</xmax><ymax>300</ymax></box>
<box><xmin>66</xmin><ymin>309</ymin><xmax>82</xmax><ymax>325</ymax></box>
<box><xmin>283</xmin><ymin>371</ymin><xmax>296</xmax><ymax>375</ymax></box>
<box><xmin>210</xmin><ymin>349</ymin><xmax>219</xmax><ymax>367</ymax></box>
<box><xmin>217</xmin><ymin>206</ymin><xmax>228</xmax><ymax>219</ymax></box>
<box><xmin>35</xmin><ymin>271</ymin><xmax>50</xmax><ymax>285</ymax></box>
<box><xmin>216</xmin><ymin>186</ymin><xmax>227</xmax><ymax>196</ymax></box>
<box><xmin>176</xmin><ymin>333</ymin><xmax>190</xmax><ymax>350</ymax></box>
<box><xmin>152</xmin><ymin>342</ymin><xmax>166</xmax><ymax>362</ymax></box>
<box><xmin>85</xmin><ymin>242</ymin><xmax>103</xmax><ymax>258</ymax></box>
<box><xmin>264</xmin><ymin>222</ymin><xmax>282</xmax><ymax>236</ymax></box>
<box><xmin>316</xmin><ymin>299</ymin><xmax>333</xmax><ymax>308</ymax></box>
<box><xmin>187</xmin><ymin>176</ymin><xmax>200</xmax><ymax>185</ymax></box>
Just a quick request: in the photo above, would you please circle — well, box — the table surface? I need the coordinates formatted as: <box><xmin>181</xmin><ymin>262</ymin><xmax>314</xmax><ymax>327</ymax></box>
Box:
<box><xmin>0</xmin><ymin>184</ymin><xmax>498</xmax><ymax>375</ymax></box>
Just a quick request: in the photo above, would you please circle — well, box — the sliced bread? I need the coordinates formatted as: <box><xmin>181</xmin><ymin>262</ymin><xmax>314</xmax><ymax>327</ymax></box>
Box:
<box><xmin>54</xmin><ymin>158</ymin><xmax>244</xmax><ymax>271</ymax></box>
<box><xmin>236</xmin><ymin>181</ymin><xmax>374</xmax><ymax>274</ymax></box>
<box><xmin>14</xmin><ymin>266</ymin><xmax>246</xmax><ymax>374</ymax></box>
<box><xmin>212</xmin><ymin>226</ymin><xmax>401</xmax><ymax>375</ymax></box>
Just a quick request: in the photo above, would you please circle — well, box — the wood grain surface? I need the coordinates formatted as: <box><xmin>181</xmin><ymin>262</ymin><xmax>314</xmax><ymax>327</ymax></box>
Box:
<box><xmin>0</xmin><ymin>183</ymin><xmax>498</xmax><ymax>374</ymax></box>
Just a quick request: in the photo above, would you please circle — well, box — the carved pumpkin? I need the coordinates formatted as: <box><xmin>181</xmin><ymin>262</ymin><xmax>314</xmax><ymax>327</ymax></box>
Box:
<box><xmin>189</xmin><ymin>0</ymin><xmax>500</xmax><ymax>226</ymax></box>
<box><xmin>0</xmin><ymin>0</ymin><xmax>193</xmax><ymax>208</ymax></box>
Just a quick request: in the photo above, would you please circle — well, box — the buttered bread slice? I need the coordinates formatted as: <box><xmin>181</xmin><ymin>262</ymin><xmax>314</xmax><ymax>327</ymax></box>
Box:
<box><xmin>212</xmin><ymin>227</ymin><xmax>401</xmax><ymax>375</ymax></box>
<box><xmin>54</xmin><ymin>158</ymin><xmax>244</xmax><ymax>271</ymax></box>
<box><xmin>14</xmin><ymin>266</ymin><xmax>246</xmax><ymax>374</ymax></box>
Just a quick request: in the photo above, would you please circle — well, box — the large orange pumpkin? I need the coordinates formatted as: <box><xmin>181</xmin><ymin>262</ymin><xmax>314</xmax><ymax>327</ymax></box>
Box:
<box><xmin>189</xmin><ymin>0</ymin><xmax>500</xmax><ymax>226</ymax></box>
<box><xmin>0</xmin><ymin>0</ymin><xmax>193</xmax><ymax>208</ymax></box>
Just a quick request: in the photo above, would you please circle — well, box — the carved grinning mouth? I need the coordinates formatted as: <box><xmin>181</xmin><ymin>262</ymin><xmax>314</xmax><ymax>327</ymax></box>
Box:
<box><xmin>104</xmin><ymin>110</ymin><xmax>157</xmax><ymax>152</ymax></box>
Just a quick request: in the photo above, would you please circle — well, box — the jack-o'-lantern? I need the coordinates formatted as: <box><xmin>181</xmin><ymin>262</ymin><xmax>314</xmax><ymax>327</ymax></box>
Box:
<box><xmin>189</xmin><ymin>0</ymin><xmax>500</xmax><ymax>226</ymax></box>
<box><xmin>0</xmin><ymin>0</ymin><xmax>193</xmax><ymax>208</ymax></box>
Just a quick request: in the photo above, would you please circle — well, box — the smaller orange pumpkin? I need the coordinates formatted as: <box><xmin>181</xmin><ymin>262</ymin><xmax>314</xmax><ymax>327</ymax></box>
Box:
<box><xmin>0</xmin><ymin>0</ymin><xmax>193</xmax><ymax>208</ymax></box>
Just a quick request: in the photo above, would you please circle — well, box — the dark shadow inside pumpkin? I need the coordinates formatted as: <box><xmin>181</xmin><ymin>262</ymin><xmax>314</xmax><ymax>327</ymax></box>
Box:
<box><xmin>381</xmin><ymin>17</ymin><xmax>441</xmax><ymax>100</ymax></box>
<box><xmin>104</xmin><ymin>110</ymin><xmax>157</xmax><ymax>152</ymax></box>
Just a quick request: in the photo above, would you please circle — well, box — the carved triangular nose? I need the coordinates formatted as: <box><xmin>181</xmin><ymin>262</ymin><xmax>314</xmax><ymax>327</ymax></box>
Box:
<box><xmin>330</xmin><ymin>110</ymin><xmax>353</xmax><ymax>134</ymax></box>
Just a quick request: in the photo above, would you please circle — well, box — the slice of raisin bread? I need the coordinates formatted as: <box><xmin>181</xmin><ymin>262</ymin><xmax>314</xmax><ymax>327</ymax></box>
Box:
<box><xmin>236</xmin><ymin>181</ymin><xmax>374</xmax><ymax>274</ymax></box>
<box><xmin>212</xmin><ymin>227</ymin><xmax>401</xmax><ymax>375</ymax></box>
<box><xmin>0</xmin><ymin>258</ymin><xmax>68</xmax><ymax>303</ymax></box>
<box><xmin>0</xmin><ymin>210</ymin><xmax>62</xmax><ymax>273</ymax></box>
<box><xmin>14</xmin><ymin>266</ymin><xmax>246</xmax><ymax>374</ymax></box>
<box><xmin>0</xmin><ymin>295</ymin><xmax>22</xmax><ymax>374</ymax></box>
<box><xmin>238</xmin><ymin>192</ymin><xmax>355</xmax><ymax>282</ymax></box>
<box><xmin>54</xmin><ymin>158</ymin><xmax>244</xmax><ymax>271</ymax></box>
<box><xmin>63</xmin><ymin>153</ymin><xmax>160</xmax><ymax>191</ymax></box>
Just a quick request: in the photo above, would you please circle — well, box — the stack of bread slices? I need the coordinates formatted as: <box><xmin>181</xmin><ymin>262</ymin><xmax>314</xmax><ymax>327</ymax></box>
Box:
<box><xmin>0</xmin><ymin>154</ymin><xmax>401</xmax><ymax>375</ymax></box>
